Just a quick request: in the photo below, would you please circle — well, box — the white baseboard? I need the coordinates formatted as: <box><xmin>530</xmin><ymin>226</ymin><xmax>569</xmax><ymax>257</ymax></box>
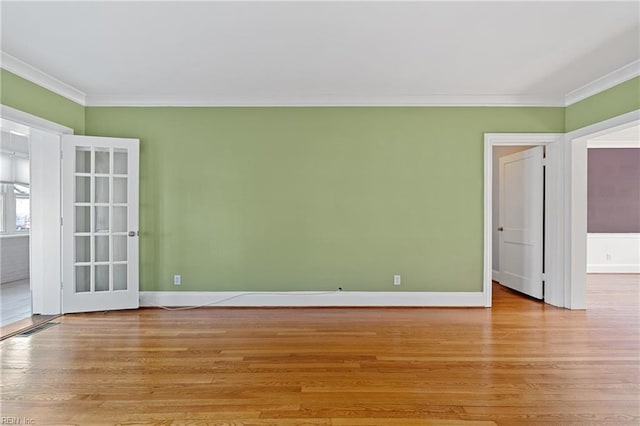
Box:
<box><xmin>492</xmin><ymin>269</ymin><xmax>500</xmax><ymax>282</ymax></box>
<box><xmin>587</xmin><ymin>233</ymin><xmax>640</xmax><ymax>274</ymax></box>
<box><xmin>140</xmin><ymin>291</ymin><xmax>485</xmax><ymax>308</ymax></box>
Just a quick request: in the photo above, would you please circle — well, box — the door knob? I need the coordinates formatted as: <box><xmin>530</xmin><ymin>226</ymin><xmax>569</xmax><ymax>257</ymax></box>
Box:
<box><xmin>498</xmin><ymin>227</ymin><xmax>504</xmax><ymax>232</ymax></box>
<box><xmin>128</xmin><ymin>231</ymin><xmax>137</xmax><ymax>237</ymax></box>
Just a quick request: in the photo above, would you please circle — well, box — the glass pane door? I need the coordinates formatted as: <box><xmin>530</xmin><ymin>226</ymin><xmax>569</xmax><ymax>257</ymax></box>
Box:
<box><xmin>63</xmin><ymin>136</ymin><xmax>139</xmax><ymax>313</ymax></box>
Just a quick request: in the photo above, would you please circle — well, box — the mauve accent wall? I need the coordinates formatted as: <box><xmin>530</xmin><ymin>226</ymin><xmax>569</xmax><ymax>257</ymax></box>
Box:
<box><xmin>588</xmin><ymin>148</ymin><xmax>640</xmax><ymax>233</ymax></box>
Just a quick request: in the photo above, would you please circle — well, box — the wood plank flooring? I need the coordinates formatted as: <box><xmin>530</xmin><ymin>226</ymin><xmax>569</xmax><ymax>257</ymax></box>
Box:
<box><xmin>1</xmin><ymin>275</ymin><xmax>638</xmax><ymax>425</ymax></box>
<box><xmin>0</xmin><ymin>279</ymin><xmax>31</xmax><ymax>327</ymax></box>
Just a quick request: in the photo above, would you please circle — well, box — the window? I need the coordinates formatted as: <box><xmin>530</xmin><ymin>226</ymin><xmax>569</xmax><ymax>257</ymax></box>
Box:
<box><xmin>1</xmin><ymin>128</ymin><xmax>30</xmax><ymax>234</ymax></box>
<box><xmin>15</xmin><ymin>184</ymin><xmax>30</xmax><ymax>231</ymax></box>
<box><xmin>0</xmin><ymin>184</ymin><xmax>30</xmax><ymax>234</ymax></box>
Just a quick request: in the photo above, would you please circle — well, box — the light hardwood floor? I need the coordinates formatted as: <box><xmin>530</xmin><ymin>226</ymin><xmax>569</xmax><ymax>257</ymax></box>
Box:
<box><xmin>0</xmin><ymin>279</ymin><xmax>30</xmax><ymax>327</ymax></box>
<box><xmin>0</xmin><ymin>275</ymin><xmax>638</xmax><ymax>425</ymax></box>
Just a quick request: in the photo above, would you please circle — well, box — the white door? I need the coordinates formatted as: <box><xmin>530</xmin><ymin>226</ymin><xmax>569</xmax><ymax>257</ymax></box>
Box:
<box><xmin>62</xmin><ymin>135</ymin><xmax>139</xmax><ymax>313</ymax></box>
<box><xmin>498</xmin><ymin>146</ymin><xmax>544</xmax><ymax>299</ymax></box>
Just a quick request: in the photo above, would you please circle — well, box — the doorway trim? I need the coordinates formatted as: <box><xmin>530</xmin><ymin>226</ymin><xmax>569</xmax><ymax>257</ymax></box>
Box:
<box><xmin>1</xmin><ymin>105</ymin><xmax>73</xmax><ymax>135</ymax></box>
<box><xmin>564</xmin><ymin>109</ymin><xmax>640</xmax><ymax>310</ymax></box>
<box><xmin>1</xmin><ymin>104</ymin><xmax>73</xmax><ymax>315</ymax></box>
<box><xmin>483</xmin><ymin>133</ymin><xmax>564</xmax><ymax>308</ymax></box>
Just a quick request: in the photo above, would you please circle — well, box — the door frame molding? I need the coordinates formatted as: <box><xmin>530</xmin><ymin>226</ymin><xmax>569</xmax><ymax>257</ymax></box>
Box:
<box><xmin>1</xmin><ymin>105</ymin><xmax>73</xmax><ymax>135</ymax></box>
<box><xmin>1</xmin><ymin>104</ymin><xmax>73</xmax><ymax>315</ymax></box>
<box><xmin>483</xmin><ymin>133</ymin><xmax>565</xmax><ymax>308</ymax></box>
<box><xmin>564</xmin><ymin>109</ymin><xmax>640</xmax><ymax>309</ymax></box>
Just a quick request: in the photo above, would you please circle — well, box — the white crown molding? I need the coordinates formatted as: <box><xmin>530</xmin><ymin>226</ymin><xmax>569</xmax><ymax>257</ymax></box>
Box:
<box><xmin>1</xmin><ymin>52</ymin><xmax>86</xmax><ymax>106</ymax></box>
<box><xmin>1</xmin><ymin>51</ymin><xmax>636</xmax><ymax>108</ymax></box>
<box><xmin>139</xmin><ymin>291</ymin><xmax>485</xmax><ymax>308</ymax></box>
<box><xmin>85</xmin><ymin>93</ymin><xmax>564</xmax><ymax>107</ymax></box>
<box><xmin>565</xmin><ymin>60</ymin><xmax>640</xmax><ymax>107</ymax></box>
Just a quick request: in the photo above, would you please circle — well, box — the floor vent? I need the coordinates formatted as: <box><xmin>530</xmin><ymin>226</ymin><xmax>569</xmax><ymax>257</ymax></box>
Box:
<box><xmin>17</xmin><ymin>322</ymin><xmax>59</xmax><ymax>337</ymax></box>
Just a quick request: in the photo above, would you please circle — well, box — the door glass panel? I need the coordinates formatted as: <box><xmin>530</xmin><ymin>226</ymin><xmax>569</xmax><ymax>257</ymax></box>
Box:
<box><xmin>113</xmin><ymin>178</ymin><xmax>127</xmax><ymax>203</ymax></box>
<box><xmin>95</xmin><ymin>265</ymin><xmax>109</xmax><ymax>292</ymax></box>
<box><xmin>75</xmin><ymin>236</ymin><xmax>90</xmax><ymax>262</ymax></box>
<box><xmin>95</xmin><ymin>149</ymin><xmax>110</xmax><ymax>174</ymax></box>
<box><xmin>76</xmin><ymin>206</ymin><xmax>90</xmax><ymax>232</ymax></box>
<box><xmin>113</xmin><ymin>207</ymin><xmax>127</xmax><ymax>232</ymax></box>
<box><xmin>113</xmin><ymin>236</ymin><xmax>127</xmax><ymax>262</ymax></box>
<box><xmin>75</xmin><ymin>266</ymin><xmax>91</xmax><ymax>293</ymax></box>
<box><xmin>114</xmin><ymin>149</ymin><xmax>128</xmax><ymax>175</ymax></box>
<box><xmin>113</xmin><ymin>264</ymin><xmax>127</xmax><ymax>291</ymax></box>
<box><xmin>95</xmin><ymin>207</ymin><xmax>109</xmax><ymax>233</ymax></box>
<box><xmin>76</xmin><ymin>148</ymin><xmax>91</xmax><ymax>173</ymax></box>
<box><xmin>76</xmin><ymin>176</ymin><xmax>90</xmax><ymax>203</ymax></box>
<box><xmin>95</xmin><ymin>236</ymin><xmax>109</xmax><ymax>262</ymax></box>
<box><xmin>95</xmin><ymin>177</ymin><xmax>109</xmax><ymax>203</ymax></box>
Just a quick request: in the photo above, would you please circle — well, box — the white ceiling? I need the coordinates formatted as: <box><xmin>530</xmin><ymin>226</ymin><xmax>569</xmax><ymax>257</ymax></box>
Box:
<box><xmin>1</xmin><ymin>1</ymin><xmax>639</xmax><ymax>106</ymax></box>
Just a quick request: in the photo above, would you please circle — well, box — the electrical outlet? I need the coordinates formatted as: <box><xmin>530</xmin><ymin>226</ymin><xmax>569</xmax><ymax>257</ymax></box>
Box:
<box><xmin>174</xmin><ymin>274</ymin><xmax>181</xmax><ymax>285</ymax></box>
<box><xmin>394</xmin><ymin>275</ymin><xmax>401</xmax><ymax>286</ymax></box>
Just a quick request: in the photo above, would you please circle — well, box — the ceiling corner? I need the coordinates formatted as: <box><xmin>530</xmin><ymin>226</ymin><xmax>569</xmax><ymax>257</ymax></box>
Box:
<box><xmin>1</xmin><ymin>51</ymin><xmax>87</xmax><ymax>106</ymax></box>
<box><xmin>565</xmin><ymin>60</ymin><xmax>640</xmax><ymax>107</ymax></box>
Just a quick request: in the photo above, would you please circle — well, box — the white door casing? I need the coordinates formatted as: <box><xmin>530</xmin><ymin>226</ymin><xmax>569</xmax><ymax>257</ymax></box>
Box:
<box><xmin>565</xmin><ymin>110</ymin><xmax>640</xmax><ymax>310</ymax></box>
<box><xmin>484</xmin><ymin>133</ymin><xmax>563</xmax><ymax>308</ymax></box>
<box><xmin>498</xmin><ymin>146</ymin><xmax>544</xmax><ymax>299</ymax></box>
<box><xmin>30</xmin><ymin>127</ymin><xmax>62</xmax><ymax>314</ymax></box>
<box><xmin>1</xmin><ymin>105</ymin><xmax>74</xmax><ymax>316</ymax></box>
<box><xmin>62</xmin><ymin>135</ymin><xmax>139</xmax><ymax>313</ymax></box>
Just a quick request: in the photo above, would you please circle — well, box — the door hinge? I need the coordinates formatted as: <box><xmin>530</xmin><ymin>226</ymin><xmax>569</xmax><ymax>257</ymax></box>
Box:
<box><xmin>541</xmin><ymin>272</ymin><xmax>546</xmax><ymax>282</ymax></box>
<box><xmin>60</xmin><ymin>217</ymin><xmax>63</xmax><ymax>226</ymax></box>
<box><xmin>60</xmin><ymin>150</ymin><xmax>63</xmax><ymax>160</ymax></box>
<box><xmin>541</xmin><ymin>158</ymin><xmax>547</xmax><ymax>166</ymax></box>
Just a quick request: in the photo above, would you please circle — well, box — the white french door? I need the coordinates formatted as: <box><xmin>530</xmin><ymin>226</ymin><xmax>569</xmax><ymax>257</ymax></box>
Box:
<box><xmin>62</xmin><ymin>135</ymin><xmax>139</xmax><ymax>313</ymax></box>
<box><xmin>498</xmin><ymin>146</ymin><xmax>544</xmax><ymax>299</ymax></box>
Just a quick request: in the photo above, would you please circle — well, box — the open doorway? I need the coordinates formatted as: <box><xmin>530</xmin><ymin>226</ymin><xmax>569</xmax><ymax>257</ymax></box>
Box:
<box><xmin>585</xmin><ymin>124</ymin><xmax>639</xmax><ymax>306</ymax></box>
<box><xmin>483</xmin><ymin>133</ymin><xmax>564</xmax><ymax>308</ymax></box>
<box><xmin>0</xmin><ymin>106</ymin><xmax>69</xmax><ymax>337</ymax></box>
<box><xmin>491</xmin><ymin>144</ymin><xmax>544</xmax><ymax>302</ymax></box>
<box><xmin>566</xmin><ymin>111</ymin><xmax>639</xmax><ymax>310</ymax></box>
<box><xmin>0</xmin><ymin>119</ymin><xmax>31</xmax><ymax>327</ymax></box>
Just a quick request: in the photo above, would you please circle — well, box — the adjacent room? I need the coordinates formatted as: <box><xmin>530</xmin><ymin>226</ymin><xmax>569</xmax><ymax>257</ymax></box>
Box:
<box><xmin>0</xmin><ymin>122</ymin><xmax>31</xmax><ymax>327</ymax></box>
<box><xmin>0</xmin><ymin>1</ymin><xmax>638</xmax><ymax>424</ymax></box>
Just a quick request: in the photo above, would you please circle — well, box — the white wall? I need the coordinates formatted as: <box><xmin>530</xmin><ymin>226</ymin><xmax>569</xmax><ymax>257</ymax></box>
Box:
<box><xmin>492</xmin><ymin>145</ymin><xmax>533</xmax><ymax>281</ymax></box>
<box><xmin>0</xmin><ymin>235</ymin><xmax>29</xmax><ymax>283</ymax></box>
<box><xmin>587</xmin><ymin>233</ymin><xmax>640</xmax><ymax>273</ymax></box>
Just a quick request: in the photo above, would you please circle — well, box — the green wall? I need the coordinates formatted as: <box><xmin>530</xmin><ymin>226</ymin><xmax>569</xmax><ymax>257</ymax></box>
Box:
<box><xmin>4</xmin><ymin>66</ymin><xmax>638</xmax><ymax>294</ymax></box>
<box><xmin>85</xmin><ymin>107</ymin><xmax>564</xmax><ymax>292</ymax></box>
<box><xmin>565</xmin><ymin>76</ymin><xmax>640</xmax><ymax>132</ymax></box>
<box><xmin>0</xmin><ymin>69</ymin><xmax>85</xmax><ymax>134</ymax></box>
